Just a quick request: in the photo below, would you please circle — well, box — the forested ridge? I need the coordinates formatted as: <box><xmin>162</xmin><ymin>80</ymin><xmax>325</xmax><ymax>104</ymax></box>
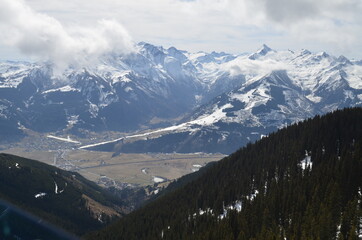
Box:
<box><xmin>88</xmin><ymin>107</ymin><xmax>362</xmax><ymax>240</ymax></box>
<box><xmin>0</xmin><ymin>153</ymin><xmax>124</xmax><ymax>236</ymax></box>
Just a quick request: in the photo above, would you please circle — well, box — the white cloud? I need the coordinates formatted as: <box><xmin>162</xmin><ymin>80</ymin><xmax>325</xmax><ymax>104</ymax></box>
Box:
<box><xmin>0</xmin><ymin>0</ymin><xmax>361</xmax><ymax>61</ymax></box>
<box><xmin>187</xmin><ymin>0</ymin><xmax>362</xmax><ymax>56</ymax></box>
<box><xmin>0</xmin><ymin>0</ymin><xmax>134</xmax><ymax>70</ymax></box>
<box><xmin>225</xmin><ymin>57</ymin><xmax>290</xmax><ymax>77</ymax></box>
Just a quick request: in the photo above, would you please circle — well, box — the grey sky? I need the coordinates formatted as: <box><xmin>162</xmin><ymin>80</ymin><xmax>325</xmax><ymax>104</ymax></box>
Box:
<box><xmin>0</xmin><ymin>0</ymin><xmax>361</xmax><ymax>63</ymax></box>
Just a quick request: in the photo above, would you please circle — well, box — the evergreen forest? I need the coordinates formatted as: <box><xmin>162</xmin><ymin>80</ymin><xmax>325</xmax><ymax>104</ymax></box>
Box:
<box><xmin>88</xmin><ymin>107</ymin><xmax>362</xmax><ymax>240</ymax></box>
<box><xmin>0</xmin><ymin>153</ymin><xmax>124</xmax><ymax>236</ymax></box>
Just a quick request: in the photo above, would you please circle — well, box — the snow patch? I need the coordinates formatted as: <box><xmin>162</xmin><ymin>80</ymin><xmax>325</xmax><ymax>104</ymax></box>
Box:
<box><xmin>153</xmin><ymin>176</ymin><xmax>165</xmax><ymax>183</ymax></box>
<box><xmin>54</xmin><ymin>181</ymin><xmax>59</xmax><ymax>194</ymax></box>
<box><xmin>306</xmin><ymin>94</ymin><xmax>322</xmax><ymax>103</ymax></box>
<box><xmin>219</xmin><ymin>200</ymin><xmax>243</xmax><ymax>219</ymax></box>
<box><xmin>124</xmin><ymin>87</ymin><xmax>133</xmax><ymax>92</ymax></box>
<box><xmin>189</xmin><ymin>103</ymin><xmax>233</xmax><ymax>126</ymax></box>
<box><xmin>192</xmin><ymin>208</ymin><xmax>213</xmax><ymax>218</ymax></box>
<box><xmin>88</xmin><ymin>102</ymin><xmax>99</xmax><ymax>118</ymax></box>
<box><xmin>54</xmin><ymin>181</ymin><xmax>66</xmax><ymax>194</ymax></box>
<box><xmin>43</xmin><ymin>85</ymin><xmax>78</xmax><ymax>94</ymax></box>
<box><xmin>344</xmin><ymin>90</ymin><xmax>354</xmax><ymax>101</ymax></box>
<box><xmin>34</xmin><ymin>193</ymin><xmax>47</xmax><ymax>199</ymax></box>
<box><xmin>299</xmin><ymin>150</ymin><xmax>312</xmax><ymax>170</ymax></box>
<box><xmin>246</xmin><ymin>190</ymin><xmax>259</xmax><ymax>201</ymax></box>
<box><xmin>110</xmin><ymin>70</ymin><xmax>132</xmax><ymax>84</ymax></box>
<box><xmin>191</xmin><ymin>200</ymin><xmax>242</xmax><ymax>221</ymax></box>
<box><xmin>0</xmin><ymin>62</ymin><xmax>32</xmax><ymax>88</ymax></box>
<box><xmin>17</xmin><ymin>122</ymin><xmax>26</xmax><ymax>130</ymax></box>
<box><xmin>67</xmin><ymin>115</ymin><xmax>79</xmax><ymax>127</ymax></box>
<box><xmin>345</xmin><ymin>65</ymin><xmax>362</xmax><ymax>89</ymax></box>
<box><xmin>192</xmin><ymin>164</ymin><xmax>202</xmax><ymax>172</ymax></box>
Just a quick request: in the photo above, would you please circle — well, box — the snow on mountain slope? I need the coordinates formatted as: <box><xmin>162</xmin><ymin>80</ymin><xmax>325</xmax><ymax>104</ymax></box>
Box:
<box><xmin>0</xmin><ymin>61</ymin><xmax>35</xmax><ymax>88</ymax></box>
<box><xmin>106</xmin><ymin>70</ymin><xmax>319</xmax><ymax>154</ymax></box>
<box><xmin>0</xmin><ymin>43</ymin><xmax>206</xmax><ymax>134</ymax></box>
<box><xmin>92</xmin><ymin>45</ymin><xmax>362</xmax><ymax>154</ymax></box>
<box><xmin>0</xmin><ymin>43</ymin><xmax>361</xmax><ymax>153</ymax></box>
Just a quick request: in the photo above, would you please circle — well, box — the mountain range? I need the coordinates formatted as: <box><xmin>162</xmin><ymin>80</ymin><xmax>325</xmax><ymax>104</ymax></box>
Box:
<box><xmin>1</xmin><ymin>43</ymin><xmax>361</xmax><ymax>153</ymax></box>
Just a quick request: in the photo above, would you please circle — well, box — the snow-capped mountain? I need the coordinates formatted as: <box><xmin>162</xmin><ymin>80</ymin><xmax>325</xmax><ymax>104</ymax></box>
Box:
<box><xmin>86</xmin><ymin>45</ymin><xmax>362</xmax><ymax>154</ymax></box>
<box><xmin>0</xmin><ymin>43</ymin><xmax>198</xmax><ymax>138</ymax></box>
<box><xmin>1</xmin><ymin>43</ymin><xmax>361</xmax><ymax>153</ymax></box>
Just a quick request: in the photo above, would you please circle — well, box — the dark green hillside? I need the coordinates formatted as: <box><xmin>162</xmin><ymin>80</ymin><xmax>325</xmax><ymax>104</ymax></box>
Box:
<box><xmin>89</xmin><ymin>107</ymin><xmax>362</xmax><ymax>240</ymax></box>
<box><xmin>0</xmin><ymin>153</ymin><xmax>125</xmax><ymax>236</ymax></box>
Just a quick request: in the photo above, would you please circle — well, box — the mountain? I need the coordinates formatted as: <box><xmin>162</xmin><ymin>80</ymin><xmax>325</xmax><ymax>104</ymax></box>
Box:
<box><xmin>0</xmin><ymin>45</ymin><xmax>191</xmax><ymax>137</ymax></box>
<box><xmin>87</xmin><ymin>107</ymin><xmax>362</xmax><ymax>240</ymax></box>
<box><xmin>0</xmin><ymin>153</ymin><xmax>134</xmax><ymax>236</ymax></box>
<box><xmin>248</xmin><ymin>44</ymin><xmax>275</xmax><ymax>60</ymax></box>
<box><xmin>112</xmin><ymin>70</ymin><xmax>317</xmax><ymax>153</ymax></box>
<box><xmin>85</xmin><ymin>47</ymin><xmax>362</xmax><ymax>154</ymax></box>
<box><xmin>1</xmin><ymin>44</ymin><xmax>362</xmax><ymax>153</ymax></box>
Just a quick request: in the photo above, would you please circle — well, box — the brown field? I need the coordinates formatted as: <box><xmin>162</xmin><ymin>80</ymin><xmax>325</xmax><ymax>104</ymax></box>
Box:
<box><xmin>1</xmin><ymin>148</ymin><xmax>225</xmax><ymax>187</ymax></box>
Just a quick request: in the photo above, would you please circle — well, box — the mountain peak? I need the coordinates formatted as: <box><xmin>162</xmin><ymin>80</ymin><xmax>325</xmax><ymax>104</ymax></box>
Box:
<box><xmin>337</xmin><ymin>55</ymin><xmax>352</xmax><ymax>65</ymax></box>
<box><xmin>317</xmin><ymin>51</ymin><xmax>329</xmax><ymax>58</ymax></box>
<box><xmin>249</xmin><ymin>44</ymin><xmax>274</xmax><ymax>60</ymax></box>
<box><xmin>257</xmin><ymin>44</ymin><xmax>273</xmax><ymax>55</ymax></box>
<box><xmin>167</xmin><ymin>46</ymin><xmax>178</xmax><ymax>52</ymax></box>
<box><xmin>299</xmin><ymin>49</ymin><xmax>311</xmax><ymax>56</ymax></box>
<box><xmin>138</xmin><ymin>42</ymin><xmax>164</xmax><ymax>53</ymax></box>
<box><xmin>167</xmin><ymin>46</ymin><xmax>188</xmax><ymax>62</ymax></box>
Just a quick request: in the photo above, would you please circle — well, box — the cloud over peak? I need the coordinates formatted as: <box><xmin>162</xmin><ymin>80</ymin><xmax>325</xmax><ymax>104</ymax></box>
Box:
<box><xmin>0</xmin><ymin>0</ymin><xmax>361</xmax><ymax>61</ymax></box>
<box><xmin>0</xmin><ymin>0</ymin><xmax>134</xmax><ymax>70</ymax></box>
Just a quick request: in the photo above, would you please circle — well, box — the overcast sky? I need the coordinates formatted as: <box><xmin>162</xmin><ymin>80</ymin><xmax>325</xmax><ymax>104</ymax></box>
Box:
<box><xmin>1</xmin><ymin>0</ymin><xmax>361</xmax><ymax>63</ymax></box>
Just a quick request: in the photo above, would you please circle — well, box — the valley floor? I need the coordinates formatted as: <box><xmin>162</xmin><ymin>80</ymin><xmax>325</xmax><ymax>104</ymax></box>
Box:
<box><xmin>0</xmin><ymin>133</ymin><xmax>225</xmax><ymax>188</ymax></box>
